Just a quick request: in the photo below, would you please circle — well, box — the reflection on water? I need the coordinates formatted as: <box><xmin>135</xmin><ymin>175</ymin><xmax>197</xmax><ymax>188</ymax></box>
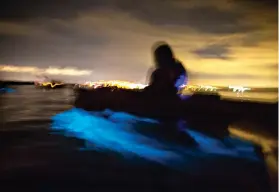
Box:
<box><xmin>219</xmin><ymin>91</ymin><xmax>278</xmax><ymax>103</ymax></box>
<box><xmin>181</xmin><ymin>90</ymin><xmax>278</xmax><ymax>103</ymax></box>
<box><xmin>0</xmin><ymin>85</ymin><xmax>74</xmax><ymax>124</ymax></box>
<box><xmin>228</xmin><ymin>125</ymin><xmax>278</xmax><ymax>187</ymax></box>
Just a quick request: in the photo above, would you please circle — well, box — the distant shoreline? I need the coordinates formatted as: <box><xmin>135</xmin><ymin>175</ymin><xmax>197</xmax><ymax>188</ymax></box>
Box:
<box><xmin>0</xmin><ymin>80</ymin><xmax>277</xmax><ymax>92</ymax></box>
<box><xmin>0</xmin><ymin>80</ymin><xmax>76</xmax><ymax>86</ymax></box>
<box><xmin>0</xmin><ymin>80</ymin><xmax>34</xmax><ymax>85</ymax></box>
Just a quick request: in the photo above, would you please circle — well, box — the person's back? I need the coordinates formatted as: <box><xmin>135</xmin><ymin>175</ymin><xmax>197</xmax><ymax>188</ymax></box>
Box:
<box><xmin>147</xmin><ymin>67</ymin><xmax>175</xmax><ymax>96</ymax></box>
<box><xmin>145</xmin><ymin>42</ymin><xmax>187</xmax><ymax>96</ymax></box>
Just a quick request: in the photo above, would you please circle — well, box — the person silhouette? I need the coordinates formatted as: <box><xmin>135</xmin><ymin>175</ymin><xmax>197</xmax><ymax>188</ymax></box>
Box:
<box><xmin>145</xmin><ymin>42</ymin><xmax>187</xmax><ymax>97</ymax></box>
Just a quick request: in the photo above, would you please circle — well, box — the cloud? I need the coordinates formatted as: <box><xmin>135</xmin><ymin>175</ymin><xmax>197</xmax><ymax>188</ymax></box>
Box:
<box><xmin>191</xmin><ymin>44</ymin><xmax>232</xmax><ymax>60</ymax></box>
<box><xmin>247</xmin><ymin>63</ymin><xmax>278</xmax><ymax>71</ymax></box>
<box><xmin>232</xmin><ymin>0</ymin><xmax>278</xmax><ymax>9</ymax></box>
<box><xmin>0</xmin><ymin>0</ymin><xmax>259</xmax><ymax>34</ymax></box>
<box><xmin>189</xmin><ymin>71</ymin><xmax>261</xmax><ymax>80</ymax></box>
<box><xmin>127</xmin><ymin>5</ymin><xmax>254</xmax><ymax>34</ymax></box>
<box><xmin>188</xmin><ymin>70</ymin><xmax>278</xmax><ymax>87</ymax></box>
<box><xmin>0</xmin><ymin>0</ymin><xmax>101</xmax><ymax>21</ymax></box>
<box><xmin>240</xmin><ymin>29</ymin><xmax>277</xmax><ymax>47</ymax></box>
<box><xmin>0</xmin><ymin>19</ymin><xmax>108</xmax><ymax>68</ymax></box>
<box><xmin>0</xmin><ymin>0</ymin><xmax>277</xmax><ymax>87</ymax></box>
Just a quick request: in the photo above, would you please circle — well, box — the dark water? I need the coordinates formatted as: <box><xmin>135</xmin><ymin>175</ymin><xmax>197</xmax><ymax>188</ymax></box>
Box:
<box><xmin>0</xmin><ymin>85</ymin><xmax>277</xmax><ymax>191</ymax></box>
<box><xmin>1</xmin><ymin>85</ymin><xmax>73</xmax><ymax>124</ymax></box>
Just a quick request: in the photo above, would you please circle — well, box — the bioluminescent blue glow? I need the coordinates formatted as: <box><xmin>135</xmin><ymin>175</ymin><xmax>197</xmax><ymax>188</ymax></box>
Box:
<box><xmin>52</xmin><ymin>108</ymin><xmax>180</xmax><ymax>166</ymax></box>
<box><xmin>51</xmin><ymin>108</ymin><xmax>260</xmax><ymax>167</ymax></box>
<box><xmin>183</xmin><ymin>129</ymin><xmax>259</xmax><ymax>160</ymax></box>
<box><xmin>175</xmin><ymin>74</ymin><xmax>187</xmax><ymax>89</ymax></box>
<box><xmin>0</xmin><ymin>88</ymin><xmax>15</xmax><ymax>93</ymax></box>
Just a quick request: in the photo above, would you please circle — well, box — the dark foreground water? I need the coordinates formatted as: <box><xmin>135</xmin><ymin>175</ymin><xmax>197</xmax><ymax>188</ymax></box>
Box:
<box><xmin>0</xmin><ymin>85</ymin><xmax>277</xmax><ymax>192</ymax></box>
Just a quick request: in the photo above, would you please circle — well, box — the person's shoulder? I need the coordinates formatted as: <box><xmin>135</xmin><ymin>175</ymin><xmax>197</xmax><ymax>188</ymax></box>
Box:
<box><xmin>175</xmin><ymin>59</ymin><xmax>184</xmax><ymax>67</ymax></box>
<box><xmin>175</xmin><ymin>60</ymin><xmax>186</xmax><ymax>72</ymax></box>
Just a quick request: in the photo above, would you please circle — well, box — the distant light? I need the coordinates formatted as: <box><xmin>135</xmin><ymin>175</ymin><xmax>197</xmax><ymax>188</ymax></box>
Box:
<box><xmin>229</xmin><ymin>86</ymin><xmax>251</xmax><ymax>92</ymax></box>
<box><xmin>41</xmin><ymin>82</ymin><xmax>64</xmax><ymax>88</ymax></box>
<box><xmin>80</xmin><ymin>80</ymin><xmax>148</xmax><ymax>90</ymax></box>
<box><xmin>181</xmin><ymin>85</ymin><xmax>218</xmax><ymax>92</ymax></box>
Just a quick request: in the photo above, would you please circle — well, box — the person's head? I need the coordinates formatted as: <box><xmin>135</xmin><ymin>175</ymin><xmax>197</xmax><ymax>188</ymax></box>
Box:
<box><xmin>152</xmin><ymin>42</ymin><xmax>175</xmax><ymax>68</ymax></box>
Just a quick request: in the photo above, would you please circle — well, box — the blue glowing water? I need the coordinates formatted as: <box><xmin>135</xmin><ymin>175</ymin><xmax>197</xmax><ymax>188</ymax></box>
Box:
<box><xmin>51</xmin><ymin>108</ymin><xmax>260</xmax><ymax>168</ymax></box>
<box><xmin>0</xmin><ymin>87</ymin><xmax>15</xmax><ymax>93</ymax></box>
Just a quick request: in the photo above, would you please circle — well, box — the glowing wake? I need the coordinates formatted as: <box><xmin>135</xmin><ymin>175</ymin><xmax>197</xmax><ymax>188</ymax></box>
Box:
<box><xmin>51</xmin><ymin>108</ymin><xmax>260</xmax><ymax>167</ymax></box>
<box><xmin>52</xmin><ymin>108</ymin><xmax>179</xmax><ymax>165</ymax></box>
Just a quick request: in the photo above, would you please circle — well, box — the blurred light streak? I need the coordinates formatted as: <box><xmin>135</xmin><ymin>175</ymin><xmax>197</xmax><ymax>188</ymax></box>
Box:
<box><xmin>80</xmin><ymin>80</ymin><xmax>148</xmax><ymax>89</ymax></box>
<box><xmin>228</xmin><ymin>128</ymin><xmax>277</xmax><ymax>152</ymax></box>
<box><xmin>78</xmin><ymin>80</ymin><xmax>220</xmax><ymax>93</ymax></box>
<box><xmin>0</xmin><ymin>65</ymin><xmax>92</xmax><ymax>76</ymax></box>
<box><xmin>45</xmin><ymin>67</ymin><xmax>91</xmax><ymax>76</ymax></box>
<box><xmin>228</xmin><ymin>127</ymin><xmax>278</xmax><ymax>174</ymax></box>
<box><xmin>41</xmin><ymin>82</ymin><xmax>64</xmax><ymax>88</ymax></box>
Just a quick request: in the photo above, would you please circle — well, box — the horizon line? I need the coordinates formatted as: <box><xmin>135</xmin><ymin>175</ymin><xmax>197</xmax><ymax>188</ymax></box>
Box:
<box><xmin>0</xmin><ymin>79</ymin><xmax>278</xmax><ymax>89</ymax></box>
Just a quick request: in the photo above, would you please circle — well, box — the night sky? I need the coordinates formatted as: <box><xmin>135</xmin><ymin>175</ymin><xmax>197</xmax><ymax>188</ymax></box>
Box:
<box><xmin>0</xmin><ymin>0</ymin><xmax>277</xmax><ymax>87</ymax></box>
